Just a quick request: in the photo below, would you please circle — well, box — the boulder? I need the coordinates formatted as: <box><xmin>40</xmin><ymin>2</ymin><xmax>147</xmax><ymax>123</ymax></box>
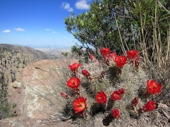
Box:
<box><xmin>21</xmin><ymin>59</ymin><xmax>77</xmax><ymax>119</ymax></box>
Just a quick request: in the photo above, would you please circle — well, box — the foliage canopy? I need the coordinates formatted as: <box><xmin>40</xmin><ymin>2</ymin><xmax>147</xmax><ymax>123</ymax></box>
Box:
<box><xmin>65</xmin><ymin>0</ymin><xmax>170</xmax><ymax>58</ymax></box>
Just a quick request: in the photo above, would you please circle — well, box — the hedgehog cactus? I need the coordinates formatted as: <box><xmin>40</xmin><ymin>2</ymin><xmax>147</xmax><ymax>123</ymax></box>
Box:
<box><xmin>58</xmin><ymin>48</ymin><xmax>162</xmax><ymax>126</ymax></box>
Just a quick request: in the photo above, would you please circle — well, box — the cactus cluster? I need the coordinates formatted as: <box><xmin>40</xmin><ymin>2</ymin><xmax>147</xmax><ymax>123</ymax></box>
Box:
<box><xmin>58</xmin><ymin>48</ymin><xmax>162</xmax><ymax>126</ymax></box>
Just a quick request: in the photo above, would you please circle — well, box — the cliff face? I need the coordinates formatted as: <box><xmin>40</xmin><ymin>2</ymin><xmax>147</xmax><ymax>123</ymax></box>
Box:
<box><xmin>0</xmin><ymin>44</ymin><xmax>57</xmax><ymax>85</ymax></box>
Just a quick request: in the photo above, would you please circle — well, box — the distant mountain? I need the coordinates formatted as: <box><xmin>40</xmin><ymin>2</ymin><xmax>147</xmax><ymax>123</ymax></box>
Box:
<box><xmin>0</xmin><ymin>44</ymin><xmax>57</xmax><ymax>60</ymax></box>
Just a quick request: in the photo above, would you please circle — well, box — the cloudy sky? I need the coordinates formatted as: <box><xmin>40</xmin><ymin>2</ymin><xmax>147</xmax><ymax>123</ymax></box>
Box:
<box><xmin>0</xmin><ymin>0</ymin><xmax>91</xmax><ymax>49</ymax></box>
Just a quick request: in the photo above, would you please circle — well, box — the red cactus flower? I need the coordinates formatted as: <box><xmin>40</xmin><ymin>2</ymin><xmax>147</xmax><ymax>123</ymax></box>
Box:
<box><xmin>141</xmin><ymin>100</ymin><xmax>157</xmax><ymax>112</ymax></box>
<box><xmin>126</xmin><ymin>50</ymin><xmax>139</xmax><ymax>59</ymax></box>
<box><xmin>126</xmin><ymin>50</ymin><xmax>140</xmax><ymax>69</ymax></box>
<box><xmin>111</xmin><ymin>91</ymin><xmax>122</xmax><ymax>101</ymax></box>
<box><xmin>111</xmin><ymin>88</ymin><xmax>125</xmax><ymax>101</ymax></box>
<box><xmin>67</xmin><ymin>77</ymin><xmax>80</xmax><ymax>90</ymax></box>
<box><xmin>73</xmin><ymin>97</ymin><xmax>87</xmax><ymax>114</ymax></box>
<box><xmin>134</xmin><ymin>55</ymin><xmax>140</xmax><ymax>69</ymax></box>
<box><xmin>118</xmin><ymin>88</ymin><xmax>125</xmax><ymax>95</ymax></box>
<box><xmin>100</xmin><ymin>48</ymin><xmax>110</xmax><ymax>59</ymax></box>
<box><xmin>112</xmin><ymin>108</ymin><xmax>120</xmax><ymax>118</ymax></box>
<box><xmin>96</xmin><ymin>91</ymin><xmax>107</xmax><ymax>104</ymax></box>
<box><xmin>131</xmin><ymin>97</ymin><xmax>138</xmax><ymax>107</ymax></box>
<box><xmin>68</xmin><ymin>63</ymin><xmax>81</xmax><ymax>72</ymax></box>
<box><xmin>89</xmin><ymin>54</ymin><xmax>96</xmax><ymax>62</ymax></box>
<box><xmin>82</xmin><ymin>70</ymin><xmax>90</xmax><ymax>77</ymax></box>
<box><xmin>60</xmin><ymin>92</ymin><xmax>69</xmax><ymax>99</ymax></box>
<box><xmin>109</xmin><ymin>52</ymin><xmax>117</xmax><ymax>61</ymax></box>
<box><xmin>147</xmin><ymin>80</ymin><xmax>162</xmax><ymax>95</ymax></box>
<box><xmin>114</xmin><ymin>55</ymin><xmax>127</xmax><ymax>69</ymax></box>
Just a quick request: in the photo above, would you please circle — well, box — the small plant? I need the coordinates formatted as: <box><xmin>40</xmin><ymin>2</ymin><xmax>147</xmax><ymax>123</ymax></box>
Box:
<box><xmin>58</xmin><ymin>47</ymin><xmax>162</xmax><ymax>126</ymax></box>
<box><xmin>62</xmin><ymin>52</ymin><xmax>68</xmax><ymax>57</ymax></box>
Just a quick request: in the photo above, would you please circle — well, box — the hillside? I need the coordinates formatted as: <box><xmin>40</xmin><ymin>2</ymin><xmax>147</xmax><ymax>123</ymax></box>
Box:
<box><xmin>0</xmin><ymin>44</ymin><xmax>57</xmax><ymax>85</ymax></box>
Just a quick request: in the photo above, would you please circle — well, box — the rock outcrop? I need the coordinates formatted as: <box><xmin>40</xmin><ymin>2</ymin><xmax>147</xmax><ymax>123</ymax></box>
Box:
<box><xmin>0</xmin><ymin>59</ymin><xmax>77</xmax><ymax>127</ymax></box>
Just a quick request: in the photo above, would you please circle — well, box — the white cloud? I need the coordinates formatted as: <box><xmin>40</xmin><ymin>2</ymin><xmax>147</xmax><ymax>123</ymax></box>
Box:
<box><xmin>61</xmin><ymin>2</ymin><xmax>73</xmax><ymax>12</ymax></box>
<box><xmin>44</xmin><ymin>29</ymin><xmax>51</xmax><ymax>31</ymax></box>
<box><xmin>2</xmin><ymin>29</ymin><xmax>11</xmax><ymax>33</ymax></box>
<box><xmin>44</xmin><ymin>29</ymin><xmax>56</xmax><ymax>34</ymax></box>
<box><xmin>75</xmin><ymin>0</ymin><xmax>90</xmax><ymax>10</ymax></box>
<box><xmin>14</xmin><ymin>28</ymin><xmax>25</xmax><ymax>32</ymax></box>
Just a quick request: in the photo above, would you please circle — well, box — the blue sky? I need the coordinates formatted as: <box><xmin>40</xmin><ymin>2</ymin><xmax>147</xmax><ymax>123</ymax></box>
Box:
<box><xmin>0</xmin><ymin>0</ymin><xmax>91</xmax><ymax>49</ymax></box>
